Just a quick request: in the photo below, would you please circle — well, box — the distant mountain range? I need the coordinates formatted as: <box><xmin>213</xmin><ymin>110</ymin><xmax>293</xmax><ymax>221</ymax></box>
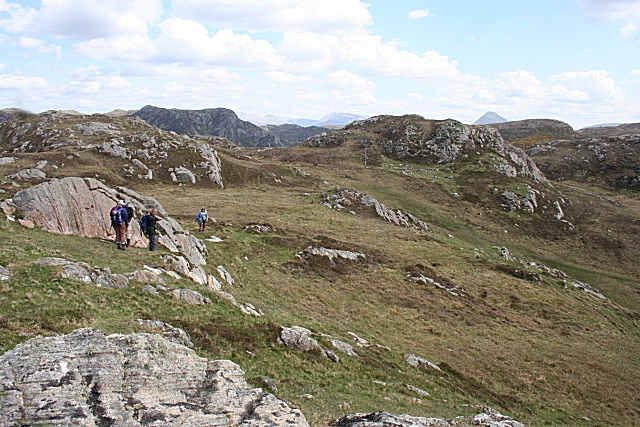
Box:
<box><xmin>473</xmin><ymin>111</ymin><xmax>507</xmax><ymax>125</ymax></box>
<box><xmin>238</xmin><ymin>112</ymin><xmax>369</xmax><ymax>127</ymax></box>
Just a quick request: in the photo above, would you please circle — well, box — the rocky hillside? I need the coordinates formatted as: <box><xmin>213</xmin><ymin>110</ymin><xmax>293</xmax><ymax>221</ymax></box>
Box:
<box><xmin>0</xmin><ymin>109</ymin><xmax>224</xmax><ymax>190</ymax></box>
<box><xmin>527</xmin><ymin>122</ymin><xmax>640</xmax><ymax>190</ymax></box>
<box><xmin>488</xmin><ymin>119</ymin><xmax>574</xmax><ymax>145</ymax></box>
<box><xmin>0</xmin><ymin>108</ymin><xmax>33</xmax><ymax>123</ymax></box>
<box><xmin>131</xmin><ymin>105</ymin><xmax>334</xmax><ymax>147</ymax></box>
<box><xmin>0</xmin><ymin>110</ymin><xmax>638</xmax><ymax>427</ymax></box>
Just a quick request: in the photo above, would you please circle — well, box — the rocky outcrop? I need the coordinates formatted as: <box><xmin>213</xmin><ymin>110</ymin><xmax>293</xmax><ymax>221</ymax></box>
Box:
<box><xmin>33</xmin><ymin>258</ymin><xmax>130</xmax><ymax>289</ymax></box>
<box><xmin>11</xmin><ymin>178</ymin><xmax>208</xmax><ymax>270</ymax></box>
<box><xmin>196</xmin><ymin>142</ymin><xmax>224</xmax><ymax>186</ymax></box>
<box><xmin>170</xmin><ymin>288</ymin><xmax>211</xmax><ymax>305</ymax></box>
<box><xmin>135</xmin><ymin>319</ymin><xmax>194</xmax><ymax>348</ymax></box>
<box><xmin>11</xmin><ymin>177</ymin><xmax>147</xmax><ymax>248</ymax></box>
<box><xmin>331</xmin><ymin>412</ymin><xmax>456</xmax><ymax>426</ymax></box>
<box><xmin>301</xmin><ymin>246</ymin><xmax>366</xmax><ymax>262</ymax></box>
<box><xmin>323</xmin><ymin>189</ymin><xmax>432</xmax><ymax>231</ymax></box>
<box><xmin>405</xmin><ymin>353</ymin><xmax>442</xmax><ymax>372</ymax></box>
<box><xmin>330</xmin><ymin>411</ymin><xmax>525</xmax><ymax>427</ymax></box>
<box><xmin>0</xmin><ymin>328</ymin><xmax>309</xmax><ymax>426</ymax></box>
<box><xmin>279</xmin><ymin>326</ymin><xmax>339</xmax><ymax>361</ymax></box>
<box><xmin>4</xmin><ymin>168</ymin><xmax>46</xmax><ymax>180</ymax></box>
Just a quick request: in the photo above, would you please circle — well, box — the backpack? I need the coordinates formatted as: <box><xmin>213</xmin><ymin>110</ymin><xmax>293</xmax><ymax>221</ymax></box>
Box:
<box><xmin>110</xmin><ymin>206</ymin><xmax>123</xmax><ymax>225</ymax></box>
<box><xmin>139</xmin><ymin>214</ymin><xmax>149</xmax><ymax>230</ymax></box>
<box><xmin>126</xmin><ymin>206</ymin><xmax>134</xmax><ymax>221</ymax></box>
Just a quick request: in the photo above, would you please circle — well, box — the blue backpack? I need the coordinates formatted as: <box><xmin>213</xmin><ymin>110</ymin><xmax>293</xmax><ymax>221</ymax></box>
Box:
<box><xmin>139</xmin><ymin>214</ymin><xmax>149</xmax><ymax>230</ymax></box>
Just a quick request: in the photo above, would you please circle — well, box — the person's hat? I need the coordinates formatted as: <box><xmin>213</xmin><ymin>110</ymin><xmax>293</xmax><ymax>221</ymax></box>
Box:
<box><xmin>117</xmin><ymin>200</ymin><xmax>124</xmax><ymax>206</ymax></box>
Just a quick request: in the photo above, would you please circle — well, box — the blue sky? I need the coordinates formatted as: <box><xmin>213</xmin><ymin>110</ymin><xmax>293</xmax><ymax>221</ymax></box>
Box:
<box><xmin>0</xmin><ymin>0</ymin><xmax>639</xmax><ymax>127</ymax></box>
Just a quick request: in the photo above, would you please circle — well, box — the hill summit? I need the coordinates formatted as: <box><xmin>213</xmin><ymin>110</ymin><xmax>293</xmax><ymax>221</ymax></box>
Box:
<box><xmin>473</xmin><ymin>112</ymin><xmax>507</xmax><ymax>125</ymax></box>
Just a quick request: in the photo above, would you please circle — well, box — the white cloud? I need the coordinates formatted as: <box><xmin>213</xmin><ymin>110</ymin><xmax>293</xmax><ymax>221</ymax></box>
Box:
<box><xmin>0</xmin><ymin>0</ymin><xmax>162</xmax><ymax>40</ymax></box>
<box><xmin>18</xmin><ymin>36</ymin><xmax>62</xmax><ymax>59</ymax></box>
<box><xmin>551</xmin><ymin>70</ymin><xmax>624</xmax><ymax>103</ymax></box>
<box><xmin>325</xmin><ymin>69</ymin><xmax>374</xmax><ymax>89</ymax></box>
<box><xmin>73</xmin><ymin>34</ymin><xmax>158</xmax><ymax>61</ymax></box>
<box><xmin>0</xmin><ymin>73</ymin><xmax>51</xmax><ymax>90</ymax></box>
<box><xmin>263</xmin><ymin>71</ymin><xmax>309</xmax><ymax>83</ymax></box>
<box><xmin>171</xmin><ymin>0</ymin><xmax>372</xmax><ymax>33</ymax></box>
<box><xmin>61</xmin><ymin>65</ymin><xmax>132</xmax><ymax>94</ymax></box>
<box><xmin>632</xmin><ymin>69</ymin><xmax>640</xmax><ymax>74</ymax></box>
<box><xmin>578</xmin><ymin>0</ymin><xmax>640</xmax><ymax>22</ymax></box>
<box><xmin>407</xmin><ymin>92</ymin><xmax>423</xmax><ymax>100</ymax></box>
<box><xmin>408</xmin><ymin>9</ymin><xmax>433</xmax><ymax>19</ymax></box>
<box><xmin>0</xmin><ymin>63</ymin><xmax>4</xmax><ymax>69</ymax></box>
<box><xmin>155</xmin><ymin>19</ymin><xmax>281</xmax><ymax>68</ymax></box>
<box><xmin>620</xmin><ymin>22</ymin><xmax>639</xmax><ymax>39</ymax></box>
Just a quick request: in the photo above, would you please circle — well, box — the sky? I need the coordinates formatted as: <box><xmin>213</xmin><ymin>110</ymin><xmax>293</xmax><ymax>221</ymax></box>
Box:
<box><xmin>0</xmin><ymin>0</ymin><xmax>639</xmax><ymax>128</ymax></box>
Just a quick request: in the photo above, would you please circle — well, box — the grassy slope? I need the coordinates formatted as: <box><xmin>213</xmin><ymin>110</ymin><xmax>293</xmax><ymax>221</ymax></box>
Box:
<box><xmin>0</xmin><ymin>144</ymin><xmax>639</xmax><ymax>426</ymax></box>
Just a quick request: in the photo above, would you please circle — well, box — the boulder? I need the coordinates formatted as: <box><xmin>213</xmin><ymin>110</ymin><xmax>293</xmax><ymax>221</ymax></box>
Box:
<box><xmin>0</xmin><ymin>199</ymin><xmax>17</xmax><ymax>216</ymax></box>
<box><xmin>330</xmin><ymin>412</ymin><xmax>456</xmax><ymax>426</ymax></box>
<box><xmin>280</xmin><ymin>326</ymin><xmax>325</xmax><ymax>354</ymax></box>
<box><xmin>126</xmin><ymin>269</ymin><xmax>166</xmax><ymax>285</ymax></box>
<box><xmin>174</xmin><ymin>166</ymin><xmax>196</xmax><ymax>184</ymax></box>
<box><xmin>170</xmin><ymin>288</ymin><xmax>211</xmax><ymax>305</ymax></box>
<box><xmin>500</xmin><ymin>191</ymin><xmax>521</xmax><ymax>212</ymax></box>
<box><xmin>0</xmin><ymin>265</ymin><xmax>11</xmax><ymax>281</ymax></box>
<box><xmin>0</xmin><ymin>157</ymin><xmax>16</xmax><ymax>165</ymax></box>
<box><xmin>405</xmin><ymin>353</ymin><xmax>442</xmax><ymax>372</ymax></box>
<box><xmin>331</xmin><ymin>339</ymin><xmax>359</xmax><ymax>357</ymax></box>
<box><xmin>5</xmin><ymin>168</ymin><xmax>46</xmax><ymax>180</ymax></box>
<box><xmin>135</xmin><ymin>319</ymin><xmax>194</xmax><ymax>348</ymax></box>
<box><xmin>0</xmin><ymin>328</ymin><xmax>309</xmax><ymax>426</ymax></box>
<box><xmin>473</xmin><ymin>412</ymin><xmax>526</xmax><ymax>427</ymax></box>
<box><xmin>17</xmin><ymin>218</ymin><xmax>34</xmax><ymax>228</ymax></box>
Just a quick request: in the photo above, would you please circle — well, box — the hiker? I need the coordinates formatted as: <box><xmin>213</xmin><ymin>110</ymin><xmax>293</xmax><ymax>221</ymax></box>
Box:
<box><xmin>195</xmin><ymin>207</ymin><xmax>208</xmax><ymax>232</ymax></box>
<box><xmin>143</xmin><ymin>208</ymin><xmax>163</xmax><ymax>251</ymax></box>
<box><xmin>124</xmin><ymin>203</ymin><xmax>135</xmax><ymax>247</ymax></box>
<box><xmin>110</xmin><ymin>200</ymin><xmax>129</xmax><ymax>250</ymax></box>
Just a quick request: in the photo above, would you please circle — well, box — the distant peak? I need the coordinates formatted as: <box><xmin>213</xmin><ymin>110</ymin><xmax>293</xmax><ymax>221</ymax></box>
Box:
<box><xmin>474</xmin><ymin>112</ymin><xmax>507</xmax><ymax>125</ymax></box>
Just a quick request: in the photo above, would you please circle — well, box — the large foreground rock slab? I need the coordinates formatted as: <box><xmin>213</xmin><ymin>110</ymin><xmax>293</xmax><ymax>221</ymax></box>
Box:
<box><xmin>0</xmin><ymin>328</ymin><xmax>309</xmax><ymax>427</ymax></box>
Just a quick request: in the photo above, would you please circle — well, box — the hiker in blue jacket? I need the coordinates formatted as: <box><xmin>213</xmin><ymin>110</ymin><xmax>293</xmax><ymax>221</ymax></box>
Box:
<box><xmin>195</xmin><ymin>207</ymin><xmax>208</xmax><ymax>232</ymax></box>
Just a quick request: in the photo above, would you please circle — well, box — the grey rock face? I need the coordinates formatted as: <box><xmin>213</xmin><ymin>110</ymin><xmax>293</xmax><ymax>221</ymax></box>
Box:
<box><xmin>174</xmin><ymin>166</ymin><xmax>196</xmax><ymax>184</ymax></box>
<box><xmin>302</xmin><ymin>246</ymin><xmax>366</xmax><ymax>262</ymax></box>
<box><xmin>331</xmin><ymin>340</ymin><xmax>359</xmax><ymax>357</ymax></box>
<box><xmin>331</xmin><ymin>411</ymin><xmax>526</xmax><ymax>427</ymax></box>
<box><xmin>0</xmin><ymin>265</ymin><xmax>11</xmax><ymax>281</ymax></box>
<box><xmin>0</xmin><ymin>328</ymin><xmax>309</xmax><ymax>426</ymax></box>
<box><xmin>324</xmin><ymin>189</ymin><xmax>432</xmax><ymax>231</ymax></box>
<box><xmin>170</xmin><ymin>288</ymin><xmax>211</xmax><ymax>305</ymax></box>
<box><xmin>501</xmin><ymin>191</ymin><xmax>521</xmax><ymax>212</ymax></box>
<box><xmin>197</xmin><ymin>143</ymin><xmax>224</xmax><ymax>187</ymax></box>
<box><xmin>4</xmin><ymin>168</ymin><xmax>47</xmax><ymax>180</ymax></box>
<box><xmin>0</xmin><ymin>157</ymin><xmax>16</xmax><ymax>165</ymax></box>
<box><xmin>331</xmin><ymin>412</ymin><xmax>456</xmax><ymax>426</ymax></box>
<box><xmin>12</xmin><ymin>177</ymin><xmax>147</xmax><ymax>248</ymax></box>
<box><xmin>405</xmin><ymin>353</ymin><xmax>442</xmax><ymax>372</ymax></box>
<box><xmin>280</xmin><ymin>326</ymin><xmax>324</xmax><ymax>354</ymax></box>
<box><xmin>135</xmin><ymin>319</ymin><xmax>194</xmax><ymax>348</ymax></box>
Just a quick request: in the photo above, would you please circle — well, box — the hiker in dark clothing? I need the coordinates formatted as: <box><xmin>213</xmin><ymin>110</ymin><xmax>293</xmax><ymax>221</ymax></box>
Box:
<box><xmin>145</xmin><ymin>209</ymin><xmax>163</xmax><ymax>251</ymax></box>
<box><xmin>110</xmin><ymin>200</ymin><xmax>129</xmax><ymax>250</ymax></box>
<box><xmin>124</xmin><ymin>203</ymin><xmax>135</xmax><ymax>247</ymax></box>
